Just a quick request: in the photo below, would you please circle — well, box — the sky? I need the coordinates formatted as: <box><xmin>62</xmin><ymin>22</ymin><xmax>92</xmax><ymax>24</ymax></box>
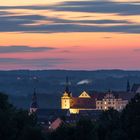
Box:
<box><xmin>0</xmin><ymin>0</ymin><xmax>140</xmax><ymax>70</ymax></box>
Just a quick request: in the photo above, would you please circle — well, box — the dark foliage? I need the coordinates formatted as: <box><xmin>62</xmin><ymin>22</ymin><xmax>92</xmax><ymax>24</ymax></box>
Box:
<box><xmin>1</xmin><ymin>92</ymin><xmax>140</xmax><ymax>140</ymax></box>
<box><xmin>0</xmin><ymin>92</ymin><xmax>45</xmax><ymax>140</ymax></box>
<box><xmin>121</xmin><ymin>94</ymin><xmax>140</xmax><ymax>140</ymax></box>
<box><xmin>48</xmin><ymin>94</ymin><xmax>140</xmax><ymax>140</ymax></box>
<box><xmin>48</xmin><ymin>118</ymin><xmax>98</xmax><ymax>140</ymax></box>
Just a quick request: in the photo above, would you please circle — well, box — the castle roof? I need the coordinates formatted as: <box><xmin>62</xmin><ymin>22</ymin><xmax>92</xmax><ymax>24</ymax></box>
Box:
<box><xmin>79</xmin><ymin>91</ymin><xmax>134</xmax><ymax>101</ymax></box>
<box><xmin>70</xmin><ymin>97</ymin><xmax>96</xmax><ymax>109</ymax></box>
<box><xmin>111</xmin><ymin>91</ymin><xmax>135</xmax><ymax>100</ymax></box>
<box><xmin>63</xmin><ymin>77</ymin><xmax>71</xmax><ymax>96</ymax></box>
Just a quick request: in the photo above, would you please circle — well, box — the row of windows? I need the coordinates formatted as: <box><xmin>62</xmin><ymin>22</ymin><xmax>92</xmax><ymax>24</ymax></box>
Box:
<box><xmin>97</xmin><ymin>106</ymin><xmax>116</xmax><ymax>110</ymax></box>
<box><xmin>97</xmin><ymin>101</ymin><xmax>115</xmax><ymax>105</ymax></box>
<box><xmin>97</xmin><ymin>106</ymin><xmax>103</xmax><ymax>109</ymax></box>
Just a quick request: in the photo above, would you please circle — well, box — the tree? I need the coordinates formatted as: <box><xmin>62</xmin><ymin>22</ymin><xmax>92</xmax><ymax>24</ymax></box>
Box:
<box><xmin>0</xmin><ymin>92</ymin><xmax>16</xmax><ymax>140</ymax></box>
<box><xmin>0</xmin><ymin>92</ymin><xmax>13</xmax><ymax>111</ymax></box>
<box><xmin>75</xmin><ymin>118</ymin><xmax>98</xmax><ymax>140</ymax></box>
<box><xmin>97</xmin><ymin>109</ymin><xmax>121</xmax><ymax>140</ymax></box>
<box><xmin>121</xmin><ymin>94</ymin><xmax>140</xmax><ymax>140</ymax></box>
<box><xmin>0</xmin><ymin>92</ymin><xmax>45</xmax><ymax>140</ymax></box>
<box><xmin>48</xmin><ymin>123</ymin><xmax>75</xmax><ymax>140</ymax></box>
<box><xmin>49</xmin><ymin>118</ymin><xmax>98</xmax><ymax>140</ymax></box>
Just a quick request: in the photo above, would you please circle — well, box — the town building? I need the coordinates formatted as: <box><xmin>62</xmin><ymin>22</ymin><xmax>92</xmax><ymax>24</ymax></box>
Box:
<box><xmin>95</xmin><ymin>92</ymin><xmax>129</xmax><ymax>111</ymax></box>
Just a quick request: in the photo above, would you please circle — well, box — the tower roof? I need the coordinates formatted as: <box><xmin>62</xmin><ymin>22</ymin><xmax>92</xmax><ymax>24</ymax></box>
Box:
<box><xmin>127</xmin><ymin>80</ymin><xmax>130</xmax><ymax>92</ymax></box>
<box><xmin>64</xmin><ymin>77</ymin><xmax>71</xmax><ymax>95</ymax></box>
<box><xmin>30</xmin><ymin>88</ymin><xmax>38</xmax><ymax>109</ymax></box>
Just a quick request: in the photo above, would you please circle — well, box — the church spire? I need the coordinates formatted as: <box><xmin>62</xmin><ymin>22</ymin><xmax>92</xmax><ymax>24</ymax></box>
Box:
<box><xmin>29</xmin><ymin>88</ymin><xmax>38</xmax><ymax>115</ymax></box>
<box><xmin>32</xmin><ymin>88</ymin><xmax>37</xmax><ymax>101</ymax></box>
<box><xmin>127</xmin><ymin>80</ymin><xmax>130</xmax><ymax>92</ymax></box>
<box><xmin>65</xmin><ymin>76</ymin><xmax>69</xmax><ymax>93</ymax></box>
<box><xmin>64</xmin><ymin>76</ymin><xmax>71</xmax><ymax>96</ymax></box>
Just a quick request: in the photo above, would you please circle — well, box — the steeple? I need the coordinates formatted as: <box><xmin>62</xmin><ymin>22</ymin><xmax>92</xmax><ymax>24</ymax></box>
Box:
<box><xmin>29</xmin><ymin>88</ymin><xmax>38</xmax><ymax>114</ymax></box>
<box><xmin>127</xmin><ymin>80</ymin><xmax>130</xmax><ymax>92</ymax></box>
<box><xmin>61</xmin><ymin>77</ymin><xmax>72</xmax><ymax>109</ymax></box>
<box><xmin>65</xmin><ymin>76</ymin><xmax>70</xmax><ymax>93</ymax></box>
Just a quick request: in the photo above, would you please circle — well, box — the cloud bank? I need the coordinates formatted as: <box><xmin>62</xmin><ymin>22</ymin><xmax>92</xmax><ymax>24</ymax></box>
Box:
<box><xmin>0</xmin><ymin>46</ymin><xmax>55</xmax><ymax>53</ymax></box>
<box><xmin>0</xmin><ymin>0</ymin><xmax>139</xmax><ymax>34</ymax></box>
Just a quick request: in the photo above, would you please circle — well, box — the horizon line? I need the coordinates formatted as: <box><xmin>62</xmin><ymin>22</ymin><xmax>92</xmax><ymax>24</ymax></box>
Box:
<box><xmin>0</xmin><ymin>69</ymin><xmax>140</xmax><ymax>72</ymax></box>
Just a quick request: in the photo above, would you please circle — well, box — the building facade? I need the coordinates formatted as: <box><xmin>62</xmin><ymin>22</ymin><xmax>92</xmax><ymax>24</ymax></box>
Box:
<box><xmin>61</xmin><ymin>91</ymin><xmax>96</xmax><ymax>114</ymax></box>
<box><xmin>61</xmin><ymin>90</ymin><xmax>131</xmax><ymax>114</ymax></box>
<box><xmin>95</xmin><ymin>93</ymin><xmax>128</xmax><ymax>111</ymax></box>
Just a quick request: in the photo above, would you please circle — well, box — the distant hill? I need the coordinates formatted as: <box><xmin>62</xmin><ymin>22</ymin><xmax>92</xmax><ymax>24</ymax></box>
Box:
<box><xmin>0</xmin><ymin>70</ymin><xmax>140</xmax><ymax>109</ymax></box>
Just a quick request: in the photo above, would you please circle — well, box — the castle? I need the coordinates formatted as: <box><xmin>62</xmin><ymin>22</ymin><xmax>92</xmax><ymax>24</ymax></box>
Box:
<box><xmin>61</xmin><ymin>78</ymin><xmax>135</xmax><ymax>114</ymax></box>
<box><xmin>27</xmin><ymin>79</ymin><xmax>139</xmax><ymax>129</ymax></box>
<box><xmin>28</xmin><ymin>78</ymin><xmax>138</xmax><ymax>115</ymax></box>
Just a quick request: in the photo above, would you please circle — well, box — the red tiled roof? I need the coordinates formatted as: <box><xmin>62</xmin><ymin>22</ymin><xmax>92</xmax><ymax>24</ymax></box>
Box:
<box><xmin>88</xmin><ymin>91</ymin><xmax>133</xmax><ymax>100</ymax></box>
<box><xmin>70</xmin><ymin>97</ymin><xmax>96</xmax><ymax>109</ymax></box>
<box><xmin>70</xmin><ymin>91</ymin><xmax>134</xmax><ymax>109</ymax></box>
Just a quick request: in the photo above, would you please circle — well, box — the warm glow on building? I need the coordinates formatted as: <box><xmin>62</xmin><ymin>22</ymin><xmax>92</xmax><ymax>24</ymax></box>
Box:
<box><xmin>61</xmin><ymin>92</ymin><xmax>71</xmax><ymax>109</ymax></box>
<box><xmin>61</xmin><ymin>90</ymin><xmax>129</xmax><ymax>114</ymax></box>
<box><xmin>96</xmin><ymin>93</ymin><xmax>128</xmax><ymax>111</ymax></box>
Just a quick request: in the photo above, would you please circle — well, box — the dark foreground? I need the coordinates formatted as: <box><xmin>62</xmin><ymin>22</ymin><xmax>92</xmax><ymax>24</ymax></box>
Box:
<box><xmin>0</xmin><ymin>92</ymin><xmax>140</xmax><ymax>140</ymax></box>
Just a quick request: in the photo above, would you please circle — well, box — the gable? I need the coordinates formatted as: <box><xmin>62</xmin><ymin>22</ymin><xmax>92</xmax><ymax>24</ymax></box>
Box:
<box><xmin>79</xmin><ymin>91</ymin><xmax>91</xmax><ymax>98</ymax></box>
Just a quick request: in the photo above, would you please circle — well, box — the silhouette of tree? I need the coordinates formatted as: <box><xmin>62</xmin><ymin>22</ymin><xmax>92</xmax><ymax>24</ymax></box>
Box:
<box><xmin>121</xmin><ymin>94</ymin><xmax>140</xmax><ymax>140</ymax></box>
<box><xmin>0</xmin><ymin>92</ymin><xmax>45</xmax><ymax>140</ymax></box>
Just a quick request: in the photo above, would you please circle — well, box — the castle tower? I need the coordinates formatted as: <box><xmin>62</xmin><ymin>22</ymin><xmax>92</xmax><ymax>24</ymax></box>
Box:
<box><xmin>29</xmin><ymin>88</ymin><xmax>38</xmax><ymax>115</ymax></box>
<box><xmin>127</xmin><ymin>80</ymin><xmax>130</xmax><ymax>92</ymax></box>
<box><xmin>61</xmin><ymin>77</ymin><xmax>72</xmax><ymax>109</ymax></box>
<box><xmin>65</xmin><ymin>76</ymin><xmax>71</xmax><ymax>96</ymax></box>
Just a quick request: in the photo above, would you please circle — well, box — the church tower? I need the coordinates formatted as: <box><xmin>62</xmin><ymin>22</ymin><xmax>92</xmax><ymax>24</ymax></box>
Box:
<box><xmin>61</xmin><ymin>77</ymin><xmax>72</xmax><ymax>109</ymax></box>
<box><xmin>126</xmin><ymin>80</ymin><xmax>130</xmax><ymax>92</ymax></box>
<box><xmin>29</xmin><ymin>88</ymin><xmax>38</xmax><ymax>115</ymax></box>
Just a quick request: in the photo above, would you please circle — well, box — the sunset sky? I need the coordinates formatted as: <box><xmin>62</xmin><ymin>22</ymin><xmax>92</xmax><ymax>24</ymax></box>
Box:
<box><xmin>0</xmin><ymin>0</ymin><xmax>140</xmax><ymax>70</ymax></box>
